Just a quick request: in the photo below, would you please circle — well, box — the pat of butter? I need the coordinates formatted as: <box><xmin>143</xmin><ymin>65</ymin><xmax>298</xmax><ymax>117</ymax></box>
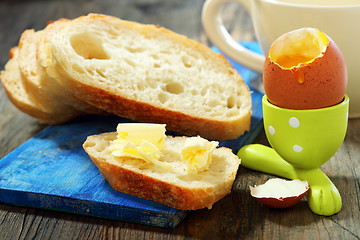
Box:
<box><xmin>180</xmin><ymin>136</ymin><xmax>219</xmax><ymax>172</ymax></box>
<box><xmin>108</xmin><ymin>123</ymin><xmax>170</xmax><ymax>168</ymax></box>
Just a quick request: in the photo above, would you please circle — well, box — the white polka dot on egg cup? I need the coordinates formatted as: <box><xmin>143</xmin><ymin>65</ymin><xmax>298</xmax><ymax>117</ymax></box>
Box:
<box><xmin>262</xmin><ymin>95</ymin><xmax>349</xmax><ymax>169</ymax></box>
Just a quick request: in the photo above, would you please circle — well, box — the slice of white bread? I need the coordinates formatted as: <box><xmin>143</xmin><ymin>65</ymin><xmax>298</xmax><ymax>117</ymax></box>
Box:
<box><xmin>83</xmin><ymin>132</ymin><xmax>241</xmax><ymax>210</ymax></box>
<box><xmin>36</xmin><ymin>19</ymin><xmax>105</xmax><ymax>114</ymax></box>
<box><xmin>17</xmin><ymin>29</ymin><xmax>80</xmax><ymax>119</ymax></box>
<box><xmin>49</xmin><ymin>13</ymin><xmax>251</xmax><ymax>140</ymax></box>
<box><xmin>0</xmin><ymin>48</ymin><xmax>78</xmax><ymax>124</ymax></box>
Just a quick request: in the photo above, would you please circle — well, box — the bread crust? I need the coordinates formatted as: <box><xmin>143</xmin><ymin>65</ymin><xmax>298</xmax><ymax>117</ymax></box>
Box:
<box><xmin>91</xmin><ymin>157</ymin><xmax>230</xmax><ymax>210</ymax></box>
<box><xmin>65</xmin><ymin>79</ymin><xmax>251</xmax><ymax>140</ymax></box>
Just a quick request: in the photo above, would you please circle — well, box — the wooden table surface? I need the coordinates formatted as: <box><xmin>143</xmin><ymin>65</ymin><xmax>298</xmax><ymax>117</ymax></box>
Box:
<box><xmin>0</xmin><ymin>0</ymin><xmax>359</xmax><ymax>239</ymax></box>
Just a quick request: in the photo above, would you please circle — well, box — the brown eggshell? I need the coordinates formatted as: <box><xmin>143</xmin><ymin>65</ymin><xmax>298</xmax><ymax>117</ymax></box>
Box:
<box><xmin>263</xmin><ymin>39</ymin><xmax>347</xmax><ymax>110</ymax></box>
<box><xmin>250</xmin><ymin>178</ymin><xmax>309</xmax><ymax>209</ymax></box>
<box><xmin>253</xmin><ymin>192</ymin><xmax>308</xmax><ymax>209</ymax></box>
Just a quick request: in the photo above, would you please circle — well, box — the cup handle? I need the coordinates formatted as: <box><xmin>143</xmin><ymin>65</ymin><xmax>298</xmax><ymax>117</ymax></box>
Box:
<box><xmin>202</xmin><ymin>0</ymin><xmax>265</xmax><ymax>73</ymax></box>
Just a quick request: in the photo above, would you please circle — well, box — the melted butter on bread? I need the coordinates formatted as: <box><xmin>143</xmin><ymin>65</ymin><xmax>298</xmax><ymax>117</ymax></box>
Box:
<box><xmin>181</xmin><ymin>136</ymin><xmax>219</xmax><ymax>172</ymax></box>
<box><xmin>108</xmin><ymin>123</ymin><xmax>171</xmax><ymax>168</ymax></box>
<box><xmin>114</xmin><ymin>123</ymin><xmax>166</xmax><ymax>149</ymax></box>
<box><xmin>108</xmin><ymin>123</ymin><xmax>219</xmax><ymax>172</ymax></box>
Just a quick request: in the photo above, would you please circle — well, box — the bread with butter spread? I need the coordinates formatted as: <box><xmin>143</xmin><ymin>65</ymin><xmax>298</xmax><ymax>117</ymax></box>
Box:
<box><xmin>83</xmin><ymin>131</ymin><xmax>241</xmax><ymax>210</ymax></box>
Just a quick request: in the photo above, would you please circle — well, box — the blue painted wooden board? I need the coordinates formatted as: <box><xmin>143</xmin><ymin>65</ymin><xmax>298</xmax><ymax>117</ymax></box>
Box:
<box><xmin>0</xmin><ymin>42</ymin><xmax>263</xmax><ymax>228</ymax></box>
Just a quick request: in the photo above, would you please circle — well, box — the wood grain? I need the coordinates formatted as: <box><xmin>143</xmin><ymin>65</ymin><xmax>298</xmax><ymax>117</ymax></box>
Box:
<box><xmin>0</xmin><ymin>0</ymin><xmax>359</xmax><ymax>239</ymax></box>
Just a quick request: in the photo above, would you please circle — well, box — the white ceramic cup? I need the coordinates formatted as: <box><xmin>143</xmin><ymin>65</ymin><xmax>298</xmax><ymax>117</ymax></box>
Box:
<box><xmin>202</xmin><ymin>0</ymin><xmax>360</xmax><ymax>118</ymax></box>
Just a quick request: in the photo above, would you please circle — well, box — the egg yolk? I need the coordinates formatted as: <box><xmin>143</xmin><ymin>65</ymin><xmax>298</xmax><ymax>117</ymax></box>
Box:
<box><xmin>269</xmin><ymin>28</ymin><xmax>330</xmax><ymax>69</ymax></box>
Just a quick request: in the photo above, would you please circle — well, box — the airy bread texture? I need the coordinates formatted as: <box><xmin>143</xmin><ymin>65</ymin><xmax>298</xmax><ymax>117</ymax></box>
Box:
<box><xmin>0</xmin><ymin>13</ymin><xmax>251</xmax><ymax>140</ymax></box>
<box><xmin>83</xmin><ymin>132</ymin><xmax>241</xmax><ymax>210</ymax></box>
<box><xmin>50</xmin><ymin>14</ymin><xmax>251</xmax><ymax>140</ymax></box>
<box><xmin>36</xmin><ymin>19</ymin><xmax>104</xmax><ymax>114</ymax></box>
<box><xmin>0</xmin><ymin>48</ymin><xmax>78</xmax><ymax>124</ymax></box>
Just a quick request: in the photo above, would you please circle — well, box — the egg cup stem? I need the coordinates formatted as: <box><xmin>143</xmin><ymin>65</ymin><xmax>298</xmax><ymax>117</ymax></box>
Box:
<box><xmin>296</xmin><ymin>168</ymin><xmax>342</xmax><ymax>216</ymax></box>
<box><xmin>238</xmin><ymin>144</ymin><xmax>298</xmax><ymax>179</ymax></box>
<box><xmin>238</xmin><ymin>144</ymin><xmax>342</xmax><ymax>216</ymax></box>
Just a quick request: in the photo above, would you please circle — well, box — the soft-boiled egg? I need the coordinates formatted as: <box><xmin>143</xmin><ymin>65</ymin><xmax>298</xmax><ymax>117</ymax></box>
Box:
<box><xmin>263</xmin><ymin>28</ymin><xmax>347</xmax><ymax>110</ymax></box>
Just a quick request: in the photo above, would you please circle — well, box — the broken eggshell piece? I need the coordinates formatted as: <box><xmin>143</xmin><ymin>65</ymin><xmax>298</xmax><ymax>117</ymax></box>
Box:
<box><xmin>250</xmin><ymin>178</ymin><xmax>309</xmax><ymax>209</ymax></box>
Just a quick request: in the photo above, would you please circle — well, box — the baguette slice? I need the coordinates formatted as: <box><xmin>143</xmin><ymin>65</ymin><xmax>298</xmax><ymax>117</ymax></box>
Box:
<box><xmin>50</xmin><ymin>13</ymin><xmax>251</xmax><ymax>140</ymax></box>
<box><xmin>83</xmin><ymin>132</ymin><xmax>241</xmax><ymax>210</ymax></box>
<box><xmin>36</xmin><ymin>19</ymin><xmax>105</xmax><ymax>114</ymax></box>
<box><xmin>0</xmin><ymin>48</ymin><xmax>78</xmax><ymax>124</ymax></box>
<box><xmin>18</xmin><ymin>29</ymin><xmax>80</xmax><ymax>119</ymax></box>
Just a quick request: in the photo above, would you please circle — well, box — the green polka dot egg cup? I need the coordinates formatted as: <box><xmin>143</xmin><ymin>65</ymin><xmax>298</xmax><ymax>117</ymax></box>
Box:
<box><xmin>238</xmin><ymin>95</ymin><xmax>349</xmax><ymax>216</ymax></box>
